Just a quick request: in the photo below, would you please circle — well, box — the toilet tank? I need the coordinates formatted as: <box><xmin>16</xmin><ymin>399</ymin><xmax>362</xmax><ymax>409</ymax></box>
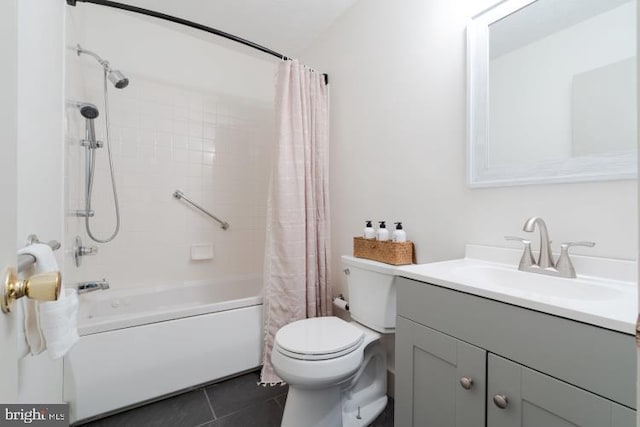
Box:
<box><xmin>341</xmin><ymin>255</ymin><xmax>397</xmax><ymax>333</ymax></box>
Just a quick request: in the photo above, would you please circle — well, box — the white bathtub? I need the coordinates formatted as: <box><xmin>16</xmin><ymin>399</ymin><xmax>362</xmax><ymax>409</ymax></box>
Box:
<box><xmin>63</xmin><ymin>276</ymin><xmax>263</xmax><ymax>423</ymax></box>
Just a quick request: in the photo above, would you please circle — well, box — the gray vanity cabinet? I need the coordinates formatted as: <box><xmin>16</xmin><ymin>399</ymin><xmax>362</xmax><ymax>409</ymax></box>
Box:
<box><xmin>487</xmin><ymin>354</ymin><xmax>635</xmax><ymax>427</ymax></box>
<box><xmin>395</xmin><ymin>316</ymin><xmax>486</xmax><ymax>427</ymax></box>
<box><xmin>395</xmin><ymin>276</ymin><xmax>636</xmax><ymax>427</ymax></box>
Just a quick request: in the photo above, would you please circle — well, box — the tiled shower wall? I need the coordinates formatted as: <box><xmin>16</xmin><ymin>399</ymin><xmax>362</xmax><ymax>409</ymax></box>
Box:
<box><xmin>65</xmin><ymin>69</ymin><xmax>274</xmax><ymax>289</ymax></box>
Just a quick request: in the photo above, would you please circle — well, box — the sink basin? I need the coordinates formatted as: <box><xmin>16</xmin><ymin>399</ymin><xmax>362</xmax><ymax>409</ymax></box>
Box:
<box><xmin>451</xmin><ymin>264</ymin><xmax>624</xmax><ymax>302</ymax></box>
<box><xmin>396</xmin><ymin>245</ymin><xmax>637</xmax><ymax>334</ymax></box>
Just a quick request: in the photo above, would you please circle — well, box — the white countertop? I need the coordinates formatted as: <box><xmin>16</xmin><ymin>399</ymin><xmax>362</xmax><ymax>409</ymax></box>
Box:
<box><xmin>396</xmin><ymin>245</ymin><xmax>637</xmax><ymax>335</ymax></box>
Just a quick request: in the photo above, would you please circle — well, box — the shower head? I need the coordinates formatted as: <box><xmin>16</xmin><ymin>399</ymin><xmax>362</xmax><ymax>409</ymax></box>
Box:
<box><xmin>79</xmin><ymin>103</ymin><xmax>99</xmax><ymax>119</ymax></box>
<box><xmin>77</xmin><ymin>44</ymin><xmax>130</xmax><ymax>89</ymax></box>
<box><xmin>78</xmin><ymin>102</ymin><xmax>100</xmax><ymax>149</ymax></box>
<box><xmin>108</xmin><ymin>69</ymin><xmax>129</xmax><ymax>89</ymax></box>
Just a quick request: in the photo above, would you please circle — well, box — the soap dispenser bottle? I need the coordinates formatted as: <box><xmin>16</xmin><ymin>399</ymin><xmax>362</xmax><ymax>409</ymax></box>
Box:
<box><xmin>363</xmin><ymin>220</ymin><xmax>375</xmax><ymax>239</ymax></box>
<box><xmin>393</xmin><ymin>222</ymin><xmax>407</xmax><ymax>242</ymax></box>
<box><xmin>377</xmin><ymin>221</ymin><xmax>389</xmax><ymax>241</ymax></box>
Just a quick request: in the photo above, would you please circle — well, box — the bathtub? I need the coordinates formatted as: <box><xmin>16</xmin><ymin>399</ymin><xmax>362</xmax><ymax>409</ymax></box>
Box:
<box><xmin>63</xmin><ymin>276</ymin><xmax>263</xmax><ymax>423</ymax></box>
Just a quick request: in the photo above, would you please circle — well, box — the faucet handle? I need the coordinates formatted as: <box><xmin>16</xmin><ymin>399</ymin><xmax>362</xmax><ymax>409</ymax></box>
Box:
<box><xmin>556</xmin><ymin>241</ymin><xmax>595</xmax><ymax>278</ymax></box>
<box><xmin>505</xmin><ymin>236</ymin><xmax>531</xmax><ymax>244</ymax></box>
<box><xmin>504</xmin><ymin>236</ymin><xmax>535</xmax><ymax>269</ymax></box>
<box><xmin>560</xmin><ymin>241</ymin><xmax>595</xmax><ymax>250</ymax></box>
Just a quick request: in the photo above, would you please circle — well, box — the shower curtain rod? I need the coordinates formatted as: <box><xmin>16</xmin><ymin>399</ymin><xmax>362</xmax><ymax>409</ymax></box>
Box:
<box><xmin>66</xmin><ymin>0</ymin><xmax>329</xmax><ymax>85</ymax></box>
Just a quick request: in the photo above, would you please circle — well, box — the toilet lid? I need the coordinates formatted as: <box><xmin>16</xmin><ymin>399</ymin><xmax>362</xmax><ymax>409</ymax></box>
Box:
<box><xmin>275</xmin><ymin>317</ymin><xmax>364</xmax><ymax>360</ymax></box>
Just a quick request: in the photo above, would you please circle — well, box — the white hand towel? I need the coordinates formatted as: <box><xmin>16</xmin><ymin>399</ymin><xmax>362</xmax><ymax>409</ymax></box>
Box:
<box><xmin>39</xmin><ymin>289</ymin><xmax>79</xmax><ymax>359</ymax></box>
<box><xmin>16</xmin><ymin>243</ymin><xmax>60</xmax><ymax>356</ymax></box>
<box><xmin>17</xmin><ymin>243</ymin><xmax>59</xmax><ymax>272</ymax></box>
<box><xmin>20</xmin><ymin>299</ymin><xmax>45</xmax><ymax>355</ymax></box>
<box><xmin>16</xmin><ymin>303</ymin><xmax>29</xmax><ymax>358</ymax></box>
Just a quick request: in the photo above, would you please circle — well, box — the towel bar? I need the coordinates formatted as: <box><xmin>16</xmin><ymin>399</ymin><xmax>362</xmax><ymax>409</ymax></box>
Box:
<box><xmin>18</xmin><ymin>235</ymin><xmax>61</xmax><ymax>274</ymax></box>
<box><xmin>173</xmin><ymin>190</ymin><xmax>230</xmax><ymax>230</ymax></box>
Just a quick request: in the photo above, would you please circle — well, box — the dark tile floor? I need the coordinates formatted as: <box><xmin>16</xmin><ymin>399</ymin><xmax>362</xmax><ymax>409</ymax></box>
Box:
<box><xmin>77</xmin><ymin>369</ymin><xmax>394</xmax><ymax>427</ymax></box>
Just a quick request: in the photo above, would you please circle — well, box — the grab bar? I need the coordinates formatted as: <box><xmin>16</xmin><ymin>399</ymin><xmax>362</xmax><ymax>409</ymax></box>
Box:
<box><xmin>18</xmin><ymin>235</ymin><xmax>61</xmax><ymax>274</ymax></box>
<box><xmin>173</xmin><ymin>190</ymin><xmax>230</xmax><ymax>230</ymax></box>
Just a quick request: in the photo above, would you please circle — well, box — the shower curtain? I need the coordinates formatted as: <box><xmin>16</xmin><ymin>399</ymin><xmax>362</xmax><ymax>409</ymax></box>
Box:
<box><xmin>260</xmin><ymin>60</ymin><xmax>331</xmax><ymax>385</ymax></box>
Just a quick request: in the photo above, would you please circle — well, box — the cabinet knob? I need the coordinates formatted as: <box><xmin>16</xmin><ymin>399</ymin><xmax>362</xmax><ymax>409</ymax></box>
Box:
<box><xmin>459</xmin><ymin>376</ymin><xmax>474</xmax><ymax>390</ymax></box>
<box><xmin>493</xmin><ymin>394</ymin><xmax>509</xmax><ymax>409</ymax></box>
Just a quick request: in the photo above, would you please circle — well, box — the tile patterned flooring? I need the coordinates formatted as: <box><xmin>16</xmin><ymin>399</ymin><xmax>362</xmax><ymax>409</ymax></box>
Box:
<box><xmin>77</xmin><ymin>369</ymin><xmax>394</xmax><ymax>427</ymax></box>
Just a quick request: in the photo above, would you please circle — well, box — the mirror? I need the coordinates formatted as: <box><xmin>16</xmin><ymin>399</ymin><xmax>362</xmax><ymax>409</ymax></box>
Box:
<box><xmin>467</xmin><ymin>0</ymin><xmax>637</xmax><ymax>187</ymax></box>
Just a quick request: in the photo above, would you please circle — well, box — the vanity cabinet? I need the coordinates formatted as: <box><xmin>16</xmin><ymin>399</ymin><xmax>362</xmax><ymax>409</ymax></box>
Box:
<box><xmin>395</xmin><ymin>277</ymin><xmax>636</xmax><ymax>427</ymax></box>
<box><xmin>396</xmin><ymin>316</ymin><xmax>486</xmax><ymax>426</ymax></box>
<box><xmin>488</xmin><ymin>354</ymin><xmax>635</xmax><ymax>427</ymax></box>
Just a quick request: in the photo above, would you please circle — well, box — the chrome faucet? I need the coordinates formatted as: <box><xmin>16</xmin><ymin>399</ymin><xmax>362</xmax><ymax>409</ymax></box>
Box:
<box><xmin>506</xmin><ymin>217</ymin><xmax>595</xmax><ymax>278</ymax></box>
<box><xmin>522</xmin><ymin>217</ymin><xmax>554</xmax><ymax>269</ymax></box>
<box><xmin>77</xmin><ymin>279</ymin><xmax>110</xmax><ymax>294</ymax></box>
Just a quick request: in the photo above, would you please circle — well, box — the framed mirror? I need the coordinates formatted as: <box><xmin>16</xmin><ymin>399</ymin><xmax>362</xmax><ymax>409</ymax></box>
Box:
<box><xmin>467</xmin><ymin>0</ymin><xmax>637</xmax><ymax>188</ymax></box>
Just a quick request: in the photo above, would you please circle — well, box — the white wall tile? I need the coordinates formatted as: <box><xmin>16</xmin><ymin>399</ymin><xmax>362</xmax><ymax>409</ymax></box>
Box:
<box><xmin>66</xmin><ymin>71</ymin><xmax>273</xmax><ymax>290</ymax></box>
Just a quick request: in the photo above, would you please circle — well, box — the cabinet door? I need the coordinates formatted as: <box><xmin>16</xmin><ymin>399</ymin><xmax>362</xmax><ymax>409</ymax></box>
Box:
<box><xmin>488</xmin><ymin>354</ymin><xmax>635</xmax><ymax>427</ymax></box>
<box><xmin>395</xmin><ymin>316</ymin><xmax>486</xmax><ymax>427</ymax></box>
<box><xmin>611</xmin><ymin>404</ymin><xmax>636</xmax><ymax>427</ymax></box>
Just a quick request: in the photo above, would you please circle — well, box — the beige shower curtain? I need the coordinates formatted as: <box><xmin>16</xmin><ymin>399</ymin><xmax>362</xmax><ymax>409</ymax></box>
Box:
<box><xmin>260</xmin><ymin>60</ymin><xmax>331</xmax><ymax>385</ymax></box>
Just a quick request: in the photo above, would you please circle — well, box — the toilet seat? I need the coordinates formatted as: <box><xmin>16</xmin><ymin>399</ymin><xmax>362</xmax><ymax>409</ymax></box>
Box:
<box><xmin>275</xmin><ymin>317</ymin><xmax>365</xmax><ymax>361</ymax></box>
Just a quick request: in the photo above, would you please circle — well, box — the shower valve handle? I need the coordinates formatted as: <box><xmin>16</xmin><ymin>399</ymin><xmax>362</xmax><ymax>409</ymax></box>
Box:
<box><xmin>80</xmin><ymin>139</ymin><xmax>104</xmax><ymax>149</ymax></box>
<box><xmin>78</xmin><ymin>246</ymin><xmax>98</xmax><ymax>256</ymax></box>
<box><xmin>74</xmin><ymin>236</ymin><xmax>98</xmax><ymax>267</ymax></box>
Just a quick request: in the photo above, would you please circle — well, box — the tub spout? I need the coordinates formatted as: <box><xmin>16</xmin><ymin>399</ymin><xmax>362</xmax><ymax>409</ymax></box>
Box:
<box><xmin>77</xmin><ymin>279</ymin><xmax>110</xmax><ymax>294</ymax></box>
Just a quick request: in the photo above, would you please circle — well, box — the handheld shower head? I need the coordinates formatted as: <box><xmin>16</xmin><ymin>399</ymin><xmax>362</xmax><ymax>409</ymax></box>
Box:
<box><xmin>78</xmin><ymin>103</ymin><xmax>100</xmax><ymax>149</ymax></box>
<box><xmin>77</xmin><ymin>45</ymin><xmax>130</xmax><ymax>89</ymax></box>
<box><xmin>79</xmin><ymin>103</ymin><xmax>99</xmax><ymax>119</ymax></box>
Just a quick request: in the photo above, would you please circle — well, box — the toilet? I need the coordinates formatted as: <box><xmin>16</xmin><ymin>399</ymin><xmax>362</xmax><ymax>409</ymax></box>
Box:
<box><xmin>271</xmin><ymin>255</ymin><xmax>397</xmax><ymax>427</ymax></box>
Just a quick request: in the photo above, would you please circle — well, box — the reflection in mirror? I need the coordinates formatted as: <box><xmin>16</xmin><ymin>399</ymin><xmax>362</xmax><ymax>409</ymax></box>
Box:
<box><xmin>468</xmin><ymin>0</ymin><xmax>637</xmax><ymax>187</ymax></box>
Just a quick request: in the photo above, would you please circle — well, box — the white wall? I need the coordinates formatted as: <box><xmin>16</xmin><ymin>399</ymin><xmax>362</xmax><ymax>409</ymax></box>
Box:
<box><xmin>636</xmin><ymin>0</ymin><xmax>639</xmax><ymax>419</ymax></box>
<box><xmin>300</xmin><ymin>0</ymin><xmax>637</xmax><ymax>294</ymax></box>
<box><xmin>65</xmin><ymin>5</ymin><xmax>277</xmax><ymax>290</ymax></box>
<box><xmin>0</xmin><ymin>0</ymin><xmax>19</xmax><ymax>403</ymax></box>
<box><xmin>73</xmin><ymin>4</ymin><xmax>276</xmax><ymax>102</ymax></box>
<box><xmin>0</xmin><ymin>2</ymin><xmax>18</xmax><ymax>267</ymax></box>
<box><xmin>16</xmin><ymin>0</ymin><xmax>66</xmax><ymax>405</ymax></box>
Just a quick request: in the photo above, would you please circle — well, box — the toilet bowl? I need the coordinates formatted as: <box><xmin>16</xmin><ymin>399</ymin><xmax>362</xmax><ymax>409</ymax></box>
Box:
<box><xmin>271</xmin><ymin>255</ymin><xmax>397</xmax><ymax>427</ymax></box>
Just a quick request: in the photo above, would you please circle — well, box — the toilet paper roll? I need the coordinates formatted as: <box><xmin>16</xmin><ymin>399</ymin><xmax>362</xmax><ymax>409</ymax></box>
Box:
<box><xmin>333</xmin><ymin>297</ymin><xmax>349</xmax><ymax>311</ymax></box>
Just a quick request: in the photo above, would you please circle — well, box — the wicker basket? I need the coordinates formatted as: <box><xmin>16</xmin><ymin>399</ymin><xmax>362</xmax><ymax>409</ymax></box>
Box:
<box><xmin>353</xmin><ymin>237</ymin><xmax>414</xmax><ymax>265</ymax></box>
